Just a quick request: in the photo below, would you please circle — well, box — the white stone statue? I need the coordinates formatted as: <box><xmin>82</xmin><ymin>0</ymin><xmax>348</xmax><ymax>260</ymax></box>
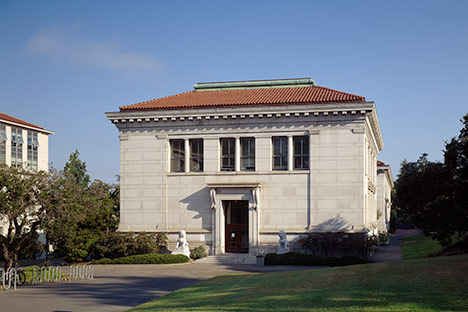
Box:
<box><xmin>172</xmin><ymin>230</ymin><xmax>191</xmax><ymax>258</ymax></box>
<box><xmin>277</xmin><ymin>230</ymin><xmax>290</xmax><ymax>254</ymax></box>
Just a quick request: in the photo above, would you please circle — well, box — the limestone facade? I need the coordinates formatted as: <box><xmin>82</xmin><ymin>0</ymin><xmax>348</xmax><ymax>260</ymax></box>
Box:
<box><xmin>376</xmin><ymin>162</ymin><xmax>394</xmax><ymax>232</ymax></box>
<box><xmin>106</xmin><ymin>79</ymin><xmax>388</xmax><ymax>255</ymax></box>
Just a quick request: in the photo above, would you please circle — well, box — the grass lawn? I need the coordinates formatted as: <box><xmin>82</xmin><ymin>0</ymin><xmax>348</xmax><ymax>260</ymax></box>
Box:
<box><xmin>128</xmin><ymin>254</ymin><xmax>468</xmax><ymax>312</ymax></box>
<box><xmin>402</xmin><ymin>235</ymin><xmax>445</xmax><ymax>260</ymax></box>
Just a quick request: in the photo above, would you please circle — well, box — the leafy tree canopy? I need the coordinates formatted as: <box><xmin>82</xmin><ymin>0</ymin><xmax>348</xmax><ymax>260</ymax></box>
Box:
<box><xmin>395</xmin><ymin>114</ymin><xmax>468</xmax><ymax>246</ymax></box>
<box><xmin>64</xmin><ymin>149</ymin><xmax>90</xmax><ymax>189</ymax></box>
<box><xmin>0</xmin><ymin>165</ymin><xmax>49</xmax><ymax>269</ymax></box>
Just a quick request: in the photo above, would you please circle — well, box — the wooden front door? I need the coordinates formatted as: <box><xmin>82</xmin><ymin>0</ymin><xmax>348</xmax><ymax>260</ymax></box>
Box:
<box><xmin>224</xmin><ymin>200</ymin><xmax>249</xmax><ymax>253</ymax></box>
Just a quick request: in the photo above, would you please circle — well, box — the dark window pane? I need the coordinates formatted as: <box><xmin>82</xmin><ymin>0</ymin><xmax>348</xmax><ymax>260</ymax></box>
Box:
<box><xmin>241</xmin><ymin>137</ymin><xmax>255</xmax><ymax>171</ymax></box>
<box><xmin>190</xmin><ymin>139</ymin><xmax>203</xmax><ymax>172</ymax></box>
<box><xmin>272</xmin><ymin>137</ymin><xmax>288</xmax><ymax>170</ymax></box>
<box><xmin>170</xmin><ymin>140</ymin><xmax>185</xmax><ymax>172</ymax></box>
<box><xmin>293</xmin><ymin>136</ymin><xmax>309</xmax><ymax>170</ymax></box>
<box><xmin>221</xmin><ymin>138</ymin><xmax>235</xmax><ymax>171</ymax></box>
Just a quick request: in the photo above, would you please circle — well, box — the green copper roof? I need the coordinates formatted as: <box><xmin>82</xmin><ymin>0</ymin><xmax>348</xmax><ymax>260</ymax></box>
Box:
<box><xmin>193</xmin><ymin>78</ymin><xmax>316</xmax><ymax>91</ymax></box>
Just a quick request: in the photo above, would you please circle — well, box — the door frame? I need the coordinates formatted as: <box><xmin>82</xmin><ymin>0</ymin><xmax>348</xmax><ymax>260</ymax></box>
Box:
<box><xmin>208</xmin><ymin>183</ymin><xmax>261</xmax><ymax>256</ymax></box>
<box><xmin>223</xmin><ymin>200</ymin><xmax>249</xmax><ymax>253</ymax></box>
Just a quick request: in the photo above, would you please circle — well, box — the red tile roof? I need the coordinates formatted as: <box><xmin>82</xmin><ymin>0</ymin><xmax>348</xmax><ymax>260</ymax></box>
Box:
<box><xmin>377</xmin><ymin>160</ymin><xmax>386</xmax><ymax>166</ymax></box>
<box><xmin>0</xmin><ymin>112</ymin><xmax>45</xmax><ymax>130</ymax></box>
<box><xmin>120</xmin><ymin>85</ymin><xmax>366</xmax><ymax>111</ymax></box>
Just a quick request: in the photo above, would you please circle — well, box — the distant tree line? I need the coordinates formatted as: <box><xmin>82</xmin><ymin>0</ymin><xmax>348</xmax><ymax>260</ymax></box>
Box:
<box><xmin>394</xmin><ymin>113</ymin><xmax>468</xmax><ymax>247</ymax></box>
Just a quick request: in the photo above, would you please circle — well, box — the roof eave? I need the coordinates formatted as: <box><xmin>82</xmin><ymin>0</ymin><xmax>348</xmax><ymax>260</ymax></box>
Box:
<box><xmin>0</xmin><ymin>119</ymin><xmax>54</xmax><ymax>135</ymax></box>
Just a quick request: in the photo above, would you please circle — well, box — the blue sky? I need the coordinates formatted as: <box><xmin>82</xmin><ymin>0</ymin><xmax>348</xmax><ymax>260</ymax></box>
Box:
<box><xmin>1</xmin><ymin>0</ymin><xmax>467</xmax><ymax>183</ymax></box>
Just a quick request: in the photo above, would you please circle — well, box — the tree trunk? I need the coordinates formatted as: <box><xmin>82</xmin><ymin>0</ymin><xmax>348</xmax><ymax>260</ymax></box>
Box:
<box><xmin>2</xmin><ymin>247</ymin><xmax>13</xmax><ymax>271</ymax></box>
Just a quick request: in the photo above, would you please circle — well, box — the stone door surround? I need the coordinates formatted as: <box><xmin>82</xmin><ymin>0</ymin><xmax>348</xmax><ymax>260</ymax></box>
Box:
<box><xmin>208</xmin><ymin>183</ymin><xmax>261</xmax><ymax>255</ymax></box>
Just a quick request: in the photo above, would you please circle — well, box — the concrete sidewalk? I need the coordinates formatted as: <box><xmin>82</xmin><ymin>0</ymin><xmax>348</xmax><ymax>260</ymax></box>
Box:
<box><xmin>0</xmin><ymin>262</ymin><xmax>320</xmax><ymax>312</ymax></box>
<box><xmin>372</xmin><ymin>228</ymin><xmax>421</xmax><ymax>262</ymax></box>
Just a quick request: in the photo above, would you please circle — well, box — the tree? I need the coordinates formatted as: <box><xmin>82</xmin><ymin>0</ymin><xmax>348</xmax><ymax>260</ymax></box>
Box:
<box><xmin>0</xmin><ymin>165</ymin><xmax>49</xmax><ymax>269</ymax></box>
<box><xmin>44</xmin><ymin>151</ymin><xmax>119</xmax><ymax>262</ymax></box>
<box><xmin>64</xmin><ymin>149</ymin><xmax>90</xmax><ymax>189</ymax></box>
<box><xmin>395</xmin><ymin>114</ymin><xmax>468</xmax><ymax>246</ymax></box>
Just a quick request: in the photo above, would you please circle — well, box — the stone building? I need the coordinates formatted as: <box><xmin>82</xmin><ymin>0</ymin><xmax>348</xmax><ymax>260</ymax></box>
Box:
<box><xmin>0</xmin><ymin>112</ymin><xmax>54</xmax><ymax>238</ymax></box>
<box><xmin>106</xmin><ymin>78</ymin><xmax>388</xmax><ymax>255</ymax></box>
<box><xmin>376</xmin><ymin>161</ymin><xmax>394</xmax><ymax>232</ymax></box>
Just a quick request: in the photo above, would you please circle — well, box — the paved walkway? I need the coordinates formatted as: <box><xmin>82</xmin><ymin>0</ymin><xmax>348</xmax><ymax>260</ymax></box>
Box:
<box><xmin>372</xmin><ymin>228</ymin><xmax>421</xmax><ymax>262</ymax></box>
<box><xmin>0</xmin><ymin>262</ymin><xmax>320</xmax><ymax>312</ymax></box>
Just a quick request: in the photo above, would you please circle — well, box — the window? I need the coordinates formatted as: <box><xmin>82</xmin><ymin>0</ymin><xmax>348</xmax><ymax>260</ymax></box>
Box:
<box><xmin>170</xmin><ymin>140</ymin><xmax>184</xmax><ymax>172</ymax></box>
<box><xmin>293</xmin><ymin>136</ymin><xmax>309</xmax><ymax>170</ymax></box>
<box><xmin>0</xmin><ymin>125</ymin><xmax>6</xmax><ymax>164</ymax></box>
<box><xmin>241</xmin><ymin>137</ymin><xmax>255</xmax><ymax>171</ymax></box>
<box><xmin>220</xmin><ymin>138</ymin><xmax>235</xmax><ymax>171</ymax></box>
<box><xmin>272</xmin><ymin>137</ymin><xmax>288</xmax><ymax>170</ymax></box>
<box><xmin>11</xmin><ymin>127</ymin><xmax>23</xmax><ymax>168</ymax></box>
<box><xmin>190</xmin><ymin>139</ymin><xmax>203</xmax><ymax>172</ymax></box>
<box><xmin>27</xmin><ymin>131</ymin><xmax>39</xmax><ymax>171</ymax></box>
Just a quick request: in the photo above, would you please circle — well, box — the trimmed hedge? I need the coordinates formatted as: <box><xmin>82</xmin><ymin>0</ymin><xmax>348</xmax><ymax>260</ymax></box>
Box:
<box><xmin>265</xmin><ymin>252</ymin><xmax>367</xmax><ymax>267</ymax></box>
<box><xmin>190</xmin><ymin>246</ymin><xmax>208</xmax><ymax>260</ymax></box>
<box><xmin>92</xmin><ymin>253</ymin><xmax>189</xmax><ymax>265</ymax></box>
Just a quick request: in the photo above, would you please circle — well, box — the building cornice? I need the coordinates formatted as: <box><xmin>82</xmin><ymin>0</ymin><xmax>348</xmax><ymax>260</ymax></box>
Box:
<box><xmin>106</xmin><ymin>101</ymin><xmax>375</xmax><ymax>126</ymax></box>
<box><xmin>366</xmin><ymin>103</ymin><xmax>384</xmax><ymax>151</ymax></box>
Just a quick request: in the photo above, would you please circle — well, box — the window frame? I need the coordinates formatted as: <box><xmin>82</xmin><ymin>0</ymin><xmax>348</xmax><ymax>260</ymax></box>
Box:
<box><xmin>220</xmin><ymin>138</ymin><xmax>235</xmax><ymax>171</ymax></box>
<box><xmin>170</xmin><ymin>139</ymin><xmax>185</xmax><ymax>172</ymax></box>
<box><xmin>272</xmin><ymin>136</ymin><xmax>288</xmax><ymax>170</ymax></box>
<box><xmin>293</xmin><ymin>136</ymin><xmax>309</xmax><ymax>170</ymax></box>
<box><xmin>11</xmin><ymin>127</ymin><xmax>23</xmax><ymax>168</ymax></box>
<box><xmin>189</xmin><ymin>139</ymin><xmax>204</xmax><ymax>172</ymax></box>
<box><xmin>27</xmin><ymin>131</ymin><xmax>38</xmax><ymax>171</ymax></box>
<box><xmin>240</xmin><ymin>137</ymin><xmax>255</xmax><ymax>171</ymax></box>
<box><xmin>0</xmin><ymin>125</ymin><xmax>6</xmax><ymax>164</ymax></box>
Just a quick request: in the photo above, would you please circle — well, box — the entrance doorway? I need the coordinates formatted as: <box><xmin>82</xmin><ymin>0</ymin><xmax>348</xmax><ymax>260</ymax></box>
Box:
<box><xmin>223</xmin><ymin>200</ymin><xmax>249</xmax><ymax>253</ymax></box>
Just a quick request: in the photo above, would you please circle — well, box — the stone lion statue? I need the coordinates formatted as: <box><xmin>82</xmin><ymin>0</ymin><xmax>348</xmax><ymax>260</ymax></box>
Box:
<box><xmin>277</xmin><ymin>230</ymin><xmax>290</xmax><ymax>254</ymax></box>
<box><xmin>172</xmin><ymin>230</ymin><xmax>190</xmax><ymax>257</ymax></box>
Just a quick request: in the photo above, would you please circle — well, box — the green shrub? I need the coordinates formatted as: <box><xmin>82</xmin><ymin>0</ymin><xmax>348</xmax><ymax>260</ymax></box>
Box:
<box><xmin>379</xmin><ymin>233</ymin><xmax>390</xmax><ymax>245</ymax></box>
<box><xmin>264</xmin><ymin>252</ymin><xmax>367</xmax><ymax>267</ymax></box>
<box><xmin>92</xmin><ymin>253</ymin><xmax>189</xmax><ymax>265</ymax></box>
<box><xmin>298</xmin><ymin>232</ymin><xmax>377</xmax><ymax>261</ymax></box>
<box><xmin>92</xmin><ymin>257</ymin><xmax>114</xmax><ymax>264</ymax></box>
<box><xmin>190</xmin><ymin>246</ymin><xmax>208</xmax><ymax>259</ymax></box>
<box><xmin>89</xmin><ymin>232</ymin><xmax>169</xmax><ymax>260</ymax></box>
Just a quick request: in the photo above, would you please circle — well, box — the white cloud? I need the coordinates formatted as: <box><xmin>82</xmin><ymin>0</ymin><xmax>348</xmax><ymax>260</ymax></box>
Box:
<box><xmin>26</xmin><ymin>27</ymin><xmax>162</xmax><ymax>75</ymax></box>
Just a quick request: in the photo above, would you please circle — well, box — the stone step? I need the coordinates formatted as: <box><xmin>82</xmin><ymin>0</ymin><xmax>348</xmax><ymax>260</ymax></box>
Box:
<box><xmin>195</xmin><ymin>254</ymin><xmax>257</xmax><ymax>265</ymax></box>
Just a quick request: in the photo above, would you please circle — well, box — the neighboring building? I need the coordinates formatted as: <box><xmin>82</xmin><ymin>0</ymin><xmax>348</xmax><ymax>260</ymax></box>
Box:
<box><xmin>0</xmin><ymin>112</ymin><xmax>53</xmax><ymax>171</ymax></box>
<box><xmin>0</xmin><ymin>112</ymin><xmax>54</xmax><ymax>241</ymax></box>
<box><xmin>376</xmin><ymin>160</ymin><xmax>394</xmax><ymax>232</ymax></box>
<box><xmin>106</xmin><ymin>78</ymin><xmax>386</xmax><ymax>255</ymax></box>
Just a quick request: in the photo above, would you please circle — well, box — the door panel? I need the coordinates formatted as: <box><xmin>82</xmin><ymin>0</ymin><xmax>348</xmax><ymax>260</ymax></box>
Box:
<box><xmin>224</xmin><ymin>200</ymin><xmax>249</xmax><ymax>253</ymax></box>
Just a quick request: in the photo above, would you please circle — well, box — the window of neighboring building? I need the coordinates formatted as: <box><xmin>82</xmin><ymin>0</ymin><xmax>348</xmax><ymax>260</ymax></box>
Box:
<box><xmin>190</xmin><ymin>139</ymin><xmax>203</xmax><ymax>172</ymax></box>
<box><xmin>241</xmin><ymin>137</ymin><xmax>255</xmax><ymax>171</ymax></box>
<box><xmin>293</xmin><ymin>136</ymin><xmax>309</xmax><ymax>170</ymax></box>
<box><xmin>170</xmin><ymin>139</ymin><xmax>185</xmax><ymax>172</ymax></box>
<box><xmin>0</xmin><ymin>125</ymin><xmax>6</xmax><ymax>164</ymax></box>
<box><xmin>27</xmin><ymin>131</ymin><xmax>39</xmax><ymax>171</ymax></box>
<box><xmin>11</xmin><ymin>127</ymin><xmax>23</xmax><ymax>168</ymax></box>
<box><xmin>272</xmin><ymin>137</ymin><xmax>288</xmax><ymax>170</ymax></box>
<box><xmin>220</xmin><ymin>138</ymin><xmax>235</xmax><ymax>171</ymax></box>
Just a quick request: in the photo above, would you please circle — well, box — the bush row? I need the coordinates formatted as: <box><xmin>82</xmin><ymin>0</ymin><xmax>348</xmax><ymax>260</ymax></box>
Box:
<box><xmin>92</xmin><ymin>253</ymin><xmax>189</xmax><ymax>265</ymax></box>
<box><xmin>297</xmin><ymin>232</ymin><xmax>378</xmax><ymax>261</ymax></box>
<box><xmin>89</xmin><ymin>232</ymin><xmax>169</xmax><ymax>260</ymax></box>
<box><xmin>265</xmin><ymin>252</ymin><xmax>367</xmax><ymax>267</ymax></box>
